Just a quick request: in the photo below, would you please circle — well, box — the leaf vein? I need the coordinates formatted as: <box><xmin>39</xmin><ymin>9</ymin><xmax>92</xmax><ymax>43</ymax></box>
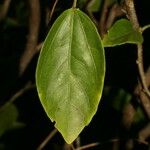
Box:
<box><xmin>76</xmin><ymin>13</ymin><xmax>98</xmax><ymax>82</ymax></box>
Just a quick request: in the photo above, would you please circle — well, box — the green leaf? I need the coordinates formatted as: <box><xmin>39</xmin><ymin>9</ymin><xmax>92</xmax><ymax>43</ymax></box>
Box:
<box><xmin>36</xmin><ymin>8</ymin><xmax>105</xmax><ymax>144</ymax></box>
<box><xmin>77</xmin><ymin>0</ymin><xmax>102</xmax><ymax>12</ymax></box>
<box><xmin>0</xmin><ymin>104</ymin><xmax>18</xmax><ymax>137</ymax></box>
<box><xmin>133</xmin><ymin>107</ymin><xmax>146</xmax><ymax>124</ymax></box>
<box><xmin>112</xmin><ymin>89</ymin><xmax>131</xmax><ymax>111</ymax></box>
<box><xmin>102</xmin><ymin>19</ymin><xmax>143</xmax><ymax>47</ymax></box>
<box><xmin>77</xmin><ymin>0</ymin><xmax>88</xmax><ymax>8</ymax></box>
<box><xmin>87</xmin><ymin>0</ymin><xmax>102</xmax><ymax>13</ymax></box>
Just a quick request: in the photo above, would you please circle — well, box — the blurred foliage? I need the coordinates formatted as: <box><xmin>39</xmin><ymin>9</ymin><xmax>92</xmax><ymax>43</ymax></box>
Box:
<box><xmin>0</xmin><ymin>104</ymin><xmax>19</xmax><ymax>137</ymax></box>
<box><xmin>103</xmin><ymin>87</ymin><xmax>146</xmax><ymax>125</ymax></box>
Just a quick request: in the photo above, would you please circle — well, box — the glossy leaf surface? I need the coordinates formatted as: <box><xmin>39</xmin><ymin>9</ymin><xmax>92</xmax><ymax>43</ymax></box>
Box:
<box><xmin>103</xmin><ymin>19</ymin><xmax>143</xmax><ymax>47</ymax></box>
<box><xmin>36</xmin><ymin>8</ymin><xmax>105</xmax><ymax>143</ymax></box>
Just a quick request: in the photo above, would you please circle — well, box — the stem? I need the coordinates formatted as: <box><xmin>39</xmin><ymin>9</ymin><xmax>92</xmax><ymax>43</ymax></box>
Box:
<box><xmin>49</xmin><ymin>0</ymin><xmax>59</xmax><ymax>22</ymax></box>
<box><xmin>125</xmin><ymin>0</ymin><xmax>150</xmax><ymax>98</ymax></box>
<box><xmin>125</xmin><ymin>0</ymin><xmax>139</xmax><ymax>29</ymax></box>
<box><xmin>99</xmin><ymin>0</ymin><xmax>109</xmax><ymax>36</ymax></box>
<box><xmin>19</xmin><ymin>0</ymin><xmax>40</xmax><ymax>75</ymax></box>
<box><xmin>75</xmin><ymin>136</ymin><xmax>81</xmax><ymax>148</ymax></box>
<box><xmin>37</xmin><ymin>129</ymin><xmax>58</xmax><ymax>150</ymax></box>
<box><xmin>75</xmin><ymin>142</ymin><xmax>99</xmax><ymax>150</ymax></box>
<box><xmin>0</xmin><ymin>0</ymin><xmax>11</xmax><ymax>21</ymax></box>
<box><xmin>134</xmin><ymin>67</ymin><xmax>150</xmax><ymax>119</ymax></box>
<box><xmin>142</xmin><ymin>24</ymin><xmax>150</xmax><ymax>33</ymax></box>
<box><xmin>72</xmin><ymin>0</ymin><xmax>77</xmax><ymax>8</ymax></box>
<box><xmin>0</xmin><ymin>82</ymin><xmax>35</xmax><ymax>111</ymax></box>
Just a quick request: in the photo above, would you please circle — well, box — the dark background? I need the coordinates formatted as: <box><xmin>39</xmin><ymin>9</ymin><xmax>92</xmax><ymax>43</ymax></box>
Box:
<box><xmin>0</xmin><ymin>0</ymin><xmax>150</xmax><ymax>149</ymax></box>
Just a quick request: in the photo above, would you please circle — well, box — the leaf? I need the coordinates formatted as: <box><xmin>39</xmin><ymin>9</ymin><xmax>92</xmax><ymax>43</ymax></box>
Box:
<box><xmin>77</xmin><ymin>0</ymin><xmax>88</xmax><ymax>8</ymax></box>
<box><xmin>0</xmin><ymin>104</ymin><xmax>18</xmax><ymax>137</ymax></box>
<box><xmin>112</xmin><ymin>89</ymin><xmax>131</xmax><ymax>111</ymax></box>
<box><xmin>133</xmin><ymin>107</ymin><xmax>146</xmax><ymax>124</ymax></box>
<box><xmin>87</xmin><ymin>0</ymin><xmax>102</xmax><ymax>13</ymax></box>
<box><xmin>36</xmin><ymin>8</ymin><xmax>105</xmax><ymax>144</ymax></box>
<box><xmin>102</xmin><ymin>19</ymin><xmax>143</xmax><ymax>47</ymax></box>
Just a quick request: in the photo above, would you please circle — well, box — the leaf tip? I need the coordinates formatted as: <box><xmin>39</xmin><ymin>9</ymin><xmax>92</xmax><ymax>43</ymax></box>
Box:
<box><xmin>54</xmin><ymin>124</ymin><xmax>77</xmax><ymax>144</ymax></box>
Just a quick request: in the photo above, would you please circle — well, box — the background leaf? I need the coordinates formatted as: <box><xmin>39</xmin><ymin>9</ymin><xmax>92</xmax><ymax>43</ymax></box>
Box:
<box><xmin>0</xmin><ymin>104</ymin><xmax>18</xmax><ymax>137</ymax></box>
<box><xmin>111</xmin><ymin>88</ymin><xmax>131</xmax><ymax>111</ymax></box>
<box><xmin>77</xmin><ymin>0</ymin><xmax>88</xmax><ymax>8</ymax></box>
<box><xmin>102</xmin><ymin>19</ymin><xmax>143</xmax><ymax>47</ymax></box>
<box><xmin>36</xmin><ymin>8</ymin><xmax>105</xmax><ymax>144</ymax></box>
<box><xmin>87</xmin><ymin>0</ymin><xmax>102</xmax><ymax>13</ymax></box>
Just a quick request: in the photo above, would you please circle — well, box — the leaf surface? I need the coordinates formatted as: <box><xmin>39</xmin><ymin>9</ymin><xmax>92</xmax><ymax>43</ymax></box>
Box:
<box><xmin>36</xmin><ymin>8</ymin><xmax>105</xmax><ymax>143</ymax></box>
<box><xmin>102</xmin><ymin>19</ymin><xmax>143</xmax><ymax>47</ymax></box>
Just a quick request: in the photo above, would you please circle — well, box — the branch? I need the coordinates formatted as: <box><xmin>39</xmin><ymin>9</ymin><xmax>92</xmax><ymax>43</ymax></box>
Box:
<box><xmin>141</xmin><ymin>24</ymin><xmax>150</xmax><ymax>33</ymax></box>
<box><xmin>122</xmin><ymin>103</ymin><xmax>136</xmax><ymax>129</ymax></box>
<box><xmin>73</xmin><ymin>0</ymin><xmax>77</xmax><ymax>8</ymax></box>
<box><xmin>75</xmin><ymin>142</ymin><xmax>99</xmax><ymax>150</ymax></box>
<box><xmin>19</xmin><ymin>0</ymin><xmax>40</xmax><ymax>75</ymax></box>
<box><xmin>75</xmin><ymin>137</ymin><xmax>81</xmax><ymax>148</ymax></box>
<box><xmin>0</xmin><ymin>82</ymin><xmax>35</xmax><ymax>111</ymax></box>
<box><xmin>48</xmin><ymin>0</ymin><xmax>59</xmax><ymax>23</ymax></box>
<box><xmin>99</xmin><ymin>0</ymin><xmax>109</xmax><ymax>36</ymax></box>
<box><xmin>36</xmin><ymin>42</ymin><xmax>43</xmax><ymax>52</ymax></box>
<box><xmin>139</xmin><ymin>123</ymin><xmax>150</xmax><ymax>144</ymax></box>
<box><xmin>134</xmin><ymin>67</ymin><xmax>150</xmax><ymax>118</ymax></box>
<box><xmin>124</xmin><ymin>0</ymin><xmax>150</xmax><ymax>98</ymax></box>
<box><xmin>99</xmin><ymin>1</ymin><xmax>124</xmax><ymax>36</ymax></box>
<box><xmin>36</xmin><ymin>128</ymin><xmax>58</xmax><ymax>150</ymax></box>
<box><xmin>64</xmin><ymin>143</ymin><xmax>75</xmax><ymax>150</ymax></box>
<box><xmin>106</xmin><ymin>4</ymin><xmax>124</xmax><ymax>30</ymax></box>
<box><xmin>0</xmin><ymin>0</ymin><xmax>11</xmax><ymax>21</ymax></box>
<box><xmin>136</xmin><ymin>44</ymin><xmax>150</xmax><ymax>98</ymax></box>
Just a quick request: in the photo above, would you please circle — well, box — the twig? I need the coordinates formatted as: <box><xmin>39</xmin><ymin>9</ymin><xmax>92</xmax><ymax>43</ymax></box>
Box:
<box><xmin>139</xmin><ymin>123</ymin><xmax>150</xmax><ymax>144</ymax></box>
<box><xmin>137</xmin><ymin>44</ymin><xmax>150</xmax><ymax>98</ymax></box>
<box><xmin>75</xmin><ymin>136</ymin><xmax>81</xmax><ymax>148</ymax></box>
<box><xmin>106</xmin><ymin>4</ymin><xmax>124</xmax><ymax>30</ymax></box>
<box><xmin>99</xmin><ymin>0</ymin><xmax>109</xmax><ymax>36</ymax></box>
<box><xmin>85</xmin><ymin>0</ymin><xmax>99</xmax><ymax>26</ymax></box>
<box><xmin>19</xmin><ymin>0</ymin><xmax>40</xmax><ymax>75</ymax></box>
<box><xmin>75</xmin><ymin>142</ymin><xmax>99</xmax><ymax>150</ymax></box>
<box><xmin>0</xmin><ymin>82</ymin><xmax>35</xmax><ymax>111</ymax></box>
<box><xmin>64</xmin><ymin>143</ymin><xmax>76</xmax><ymax>150</ymax></box>
<box><xmin>112</xmin><ymin>139</ymin><xmax>120</xmax><ymax>150</ymax></box>
<box><xmin>145</xmin><ymin>66</ymin><xmax>150</xmax><ymax>86</ymax></box>
<box><xmin>124</xmin><ymin>0</ymin><xmax>150</xmax><ymax>98</ymax></box>
<box><xmin>122</xmin><ymin>103</ymin><xmax>135</xmax><ymax>129</ymax></box>
<box><xmin>71</xmin><ymin>144</ymin><xmax>76</xmax><ymax>150</ymax></box>
<box><xmin>36</xmin><ymin>128</ymin><xmax>58</xmax><ymax>150</ymax></box>
<box><xmin>48</xmin><ymin>0</ymin><xmax>59</xmax><ymax>23</ymax></box>
<box><xmin>125</xmin><ymin>139</ymin><xmax>134</xmax><ymax>150</ymax></box>
<box><xmin>0</xmin><ymin>0</ymin><xmax>11</xmax><ymax>21</ymax></box>
<box><xmin>72</xmin><ymin>0</ymin><xmax>77</xmax><ymax>8</ymax></box>
<box><xmin>136</xmin><ymin>139</ymin><xmax>148</xmax><ymax>145</ymax></box>
<box><xmin>124</xmin><ymin>0</ymin><xmax>139</xmax><ymax>29</ymax></box>
<box><xmin>141</xmin><ymin>24</ymin><xmax>150</xmax><ymax>33</ymax></box>
<box><xmin>36</xmin><ymin>42</ymin><xmax>43</xmax><ymax>52</ymax></box>
<box><xmin>134</xmin><ymin>67</ymin><xmax>150</xmax><ymax>118</ymax></box>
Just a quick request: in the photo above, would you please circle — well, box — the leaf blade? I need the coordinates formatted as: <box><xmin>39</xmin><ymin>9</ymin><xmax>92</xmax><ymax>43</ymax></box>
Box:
<box><xmin>36</xmin><ymin>8</ymin><xmax>105</xmax><ymax>144</ymax></box>
<box><xmin>102</xmin><ymin>19</ymin><xmax>143</xmax><ymax>47</ymax></box>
